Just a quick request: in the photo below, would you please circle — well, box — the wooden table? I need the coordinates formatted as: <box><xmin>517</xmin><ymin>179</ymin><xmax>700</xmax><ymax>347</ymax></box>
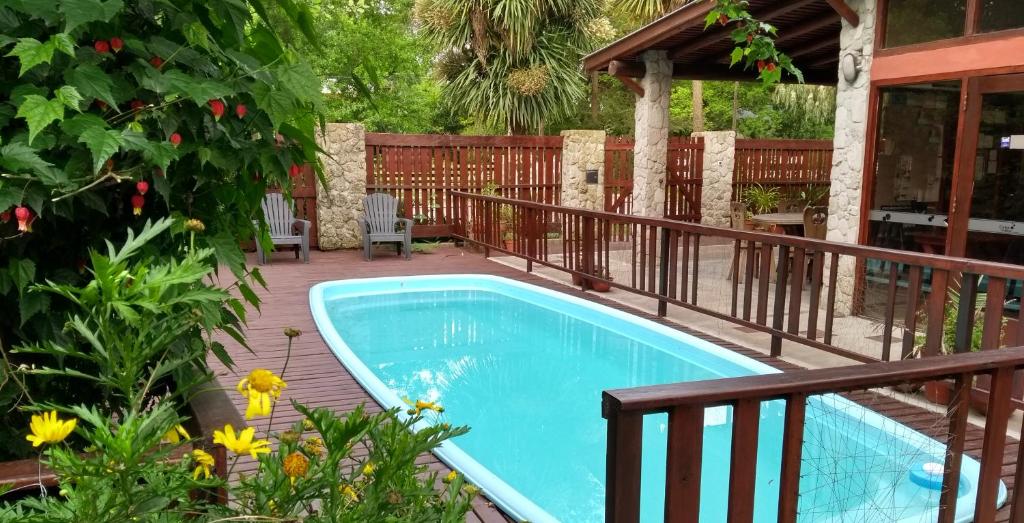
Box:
<box><xmin>751</xmin><ymin>212</ymin><xmax>804</xmax><ymax>235</ymax></box>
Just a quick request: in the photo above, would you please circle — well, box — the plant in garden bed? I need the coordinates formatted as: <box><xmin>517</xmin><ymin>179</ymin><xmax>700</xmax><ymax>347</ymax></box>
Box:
<box><xmin>740</xmin><ymin>184</ymin><xmax>780</xmax><ymax>215</ymax></box>
<box><xmin>0</xmin><ymin>0</ymin><xmax>324</xmax><ymax>460</ymax></box>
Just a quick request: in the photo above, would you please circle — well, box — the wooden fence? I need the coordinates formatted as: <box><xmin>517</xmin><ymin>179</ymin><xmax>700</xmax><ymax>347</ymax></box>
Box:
<box><xmin>733</xmin><ymin>138</ymin><xmax>833</xmax><ymax>201</ymax></box>
<box><xmin>365</xmin><ymin>133</ymin><xmax>563</xmax><ymax>237</ymax></box>
<box><xmin>603</xmin><ymin>136</ymin><xmax>704</xmax><ymax>222</ymax></box>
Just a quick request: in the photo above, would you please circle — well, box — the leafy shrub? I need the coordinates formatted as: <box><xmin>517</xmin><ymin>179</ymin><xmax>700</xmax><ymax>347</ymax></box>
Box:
<box><xmin>0</xmin><ymin>0</ymin><xmax>322</xmax><ymax>459</ymax></box>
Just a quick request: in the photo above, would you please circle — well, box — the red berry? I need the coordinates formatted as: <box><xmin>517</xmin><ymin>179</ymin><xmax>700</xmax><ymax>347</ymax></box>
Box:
<box><xmin>94</xmin><ymin>40</ymin><xmax>110</xmax><ymax>53</ymax></box>
<box><xmin>131</xmin><ymin>194</ymin><xmax>145</xmax><ymax>216</ymax></box>
<box><xmin>0</xmin><ymin>210</ymin><xmax>9</xmax><ymax>223</ymax></box>
<box><xmin>757</xmin><ymin>60</ymin><xmax>766</xmax><ymax>72</ymax></box>
<box><xmin>766</xmin><ymin>62</ymin><xmax>777</xmax><ymax>72</ymax></box>
<box><xmin>130</xmin><ymin>99</ymin><xmax>145</xmax><ymax>111</ymax></box>
<box><xmin>169</xmin><ymin>133</ymin><xmax>182</xmax><ymax>147</ymax></box>
<box><xmin>235</xmin><ymin>104</ymin><xmax>248</xmax><ymax>119</ymax></box>
<box><xmin>136</xmin><ymin>180</ymin><xmax>149</xmax><ymax>195</ymax></box>
<box><xmin>110</xmin><ymin>37</ymin><xmax>123</xmax><ymax>52</ymax></box>
<box><xmin>746</xmin><ymin>34</ymin><xmax>753</xmax><ymax>43</ymax></box>
<box><xmin>718</xmin><ymin>14</ymin><xmax>729</xmax><ymax>25</ymax></box>
<box><xmin>208</xmin><ymin>99</ymin><xmax>225</xmax><ymax>120</ymax></box>
<box><xmin>289</xmin><ymin>164</ymin><xmax>301</xmax><ymax>178</ymax></box>
<box><xmin>150</xmin><ymin>56</ymin><xmax>164</xmax><ymax>69</ymax></box>
<box><xmin>14</xmin><ymin>206</ymin><xmax>30</xmax><ymax>232</ymax></box>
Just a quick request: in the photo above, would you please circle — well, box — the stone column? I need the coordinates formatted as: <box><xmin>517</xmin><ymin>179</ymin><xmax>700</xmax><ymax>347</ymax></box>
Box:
<box><xmin>827</xmin><ymin>0</ymin><xmax>876</xmax><ymax>313</ymax></box>
<box><xmin>632</xmin><ymin>50</ymin><xmax>672</xmax><ymax>218</ymax></box>
<box><xmin>560</xmin><ymin>130</ymin><xmax>606</xmax><ymax>211</ymax></box>
<box><xmin>693</xmin><ymin>130</ymin><xmax>736</xmax><ymax>228</ymax></box>
<box><xmin>316</xmin><ymin>123</ymin><xmax>367</xmax><ymax>250</ymax></box>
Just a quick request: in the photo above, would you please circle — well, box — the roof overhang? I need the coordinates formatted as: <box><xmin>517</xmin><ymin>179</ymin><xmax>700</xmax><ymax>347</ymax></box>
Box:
<box><xmin>584</xmin><ymin>0</ymin><xmax>850</xmax><ymax>86</ymax></box>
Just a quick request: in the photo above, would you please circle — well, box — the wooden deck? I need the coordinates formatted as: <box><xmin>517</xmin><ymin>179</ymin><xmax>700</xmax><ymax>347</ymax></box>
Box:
<box><xmin>210</xmin><ymin>245</ymin><xmax>1020</xmax><ymax>522</ymax></box>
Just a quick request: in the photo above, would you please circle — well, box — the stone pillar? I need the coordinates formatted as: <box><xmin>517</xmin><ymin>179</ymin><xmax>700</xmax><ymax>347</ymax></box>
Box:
<box><xmin>693</xmin><ymin>130</ymin><xmax>736</xmax><ymax>228</ymax></box>
<box><xmin>827</xmin><ymin>0</ymin><xmax>876</xmax><ymax>313</ymax></box>
<box><xmin>560</xmin><ymin>130</ymin><xmax>606</xmax><ymax>211</ymax></box>
<box><xmin>632</xmin><ymin>50</ymin><xmax>672</xmax><ymax>218</ymax></box>
<box><xmin>316</xmin><ymin>123</ymin><xmax>367</xmax><ymax>250</ymax></box>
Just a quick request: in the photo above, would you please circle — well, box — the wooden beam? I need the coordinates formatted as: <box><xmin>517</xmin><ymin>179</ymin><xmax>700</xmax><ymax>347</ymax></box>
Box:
<box><xmin>615</xmin><ymin>75</ymin><xmax>645</xmax><ymax>96</ymax></box>
<box><xmin>824</xmin><ymin>0</ymin><xmax>860</xmax><ymax>26</ymax></box>
<box><xmin>608</xmin><ymin>60</ymin><xmax>646</xmax><ymax>78</ymax></box>
<box><xmin>789</xmin><ymin>36</ymin><xmax>840</xmax><ymax>59</ymax></box>
<box><xmin>807</xmin><ymin>54</ymin><xmax>840</xmax><ymax>68</ymax></box>
<box><xmin>714</xmin><ymin>16</ymin><xmax>839</xmax><ymax>64</ymax></box>
<box><xmin>583</xmin><ymin>0</ymin><xmax>715</xmax><ymax>72</ymax></box>
<box><xmin>669</xmin><ymin>0</ymin><xmax>820</xmax><ymax>60</ymax></box>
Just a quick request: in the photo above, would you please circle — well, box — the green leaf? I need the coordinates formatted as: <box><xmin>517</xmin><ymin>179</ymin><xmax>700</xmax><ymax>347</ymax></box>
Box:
<box><xmin>78</xmin><ymin>126</ymin><xmax>124</xmax><ymax>173</ymax></box>
<box><xmin>67</xmin><ymin>64</ymin><xmax>117</xmax><ymax>109</ymax></box>
<box><xmin>730</xmin><ymin>47</ymin><xmax>744</xmax><ymax>66</ymax></box>
<box><xmin>61</xmin><ymin>113</ymin><xmax>107</xmax><ymax>137</ymax></box>
<box><xmin>8</xmin><ymin>258</ymin><xmax>35</xmax><ymax>294</ymax></box>
<box><xmin>252</xmin><ymin>82</ymin><xmax>295</xmax><ymax>129</ymax></box>
<box><xmin>163</xmin><ymin>70</ymin><xmax>232</xmax><ymax>104</ymax></box>
<box><xmin>59</xmin><ymin>0</ymin><xmax>123</xmax><ymax>33</ymax></box>
<box><xmin>16</xmin><ymin>95</ymin><xmax>65</xmax><ymax>145</ymax></box>
<box><xmin>120</xmin><ymin>130</ymin><xmax>177</xmax><ymax>172</ymax></box>
<box><xmin>206</xmin><ymin>231</ymin><xmax>247</xmax><ymax>279</ymax></box>
<box><xmin>209</xmin><ymin>341</ymin><xmax>235</xmax><ymax>369</ymax></box>
<box><xmin>52</xmin><ymin>33</ymin><xmax>75</xmax><ymax>56</ymax></box>
<box><xmin>276</xmin><ymin>62</ymin><xmax>319</xmax><ymax>103</ymax></box>
<box><xmin>20</xmin><ymin>292</ymin><xmax>50</xmax><ymax>326</ymax></box>
<box><xmin>54</xmin><ymin>85</ymin><xmax>83</xmax><ymax>111</ymax></box>
<box><xmin>0</xmin><ymin>143</ymin><xmax>54</xmax><ymax>176</ymax></box>
<box><xmin>7</xmin><ymin>38</ymin><xmax>55</xmax><ymax>76</ymax></box>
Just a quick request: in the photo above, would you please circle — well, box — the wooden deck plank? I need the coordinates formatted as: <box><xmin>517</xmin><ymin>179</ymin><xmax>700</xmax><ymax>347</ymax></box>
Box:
<box><xmin>210</xmin><ymin>245</ymin><xmax>1019</xmax><ymax>521</ymax></box>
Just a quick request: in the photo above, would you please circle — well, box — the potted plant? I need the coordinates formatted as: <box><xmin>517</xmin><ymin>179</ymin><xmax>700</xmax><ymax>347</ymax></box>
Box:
<box><xmin>798</xmin><ymin>184</ymin><xmax>831</xmax><ymax>208</ymax></box>
<box><xmin>588</xmin><ymin>267</ymin><xmax>614</xmax><ymax>292</ymax></box>
<box><xmin>741</xmin><ymin>184</ymin><xmax>781</xmax><ymax>216</ymax></box>
<box><xmin>501</xmin><ymin>230</ymin><xmax>515</xmax><ymax>251</ymax></box>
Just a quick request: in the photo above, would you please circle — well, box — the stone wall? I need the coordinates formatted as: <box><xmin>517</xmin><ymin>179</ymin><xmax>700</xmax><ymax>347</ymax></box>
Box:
<box><xmin>827</xmin><ymin>0</ymin><xmax>876</xmax><ymax>312</ymax></box>
<box><xmin>632</xmin><ymin>50</ymin><xmax>672</xmax><ymax>217</ymax></box>
<box><xmin>316</xmin><ymin>123</ymin><xmax>367</xmax><ymax>250</ymax></box>
<box><xmin>560</xmin><ymin>130</ymin><xmax>606</xmax><ymax>210</ymax></box>
<box><xmin>693</xmin><ymin>130</ymin><xmax>736</xmax><ymax>228</ymax></box>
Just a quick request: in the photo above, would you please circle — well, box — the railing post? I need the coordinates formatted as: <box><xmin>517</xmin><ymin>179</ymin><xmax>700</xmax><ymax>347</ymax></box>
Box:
<box><xmin>777</xmin><ymin>393</ymin><xmax>806</xmax><ymax>522</ymax></box>
<box><xmin>770</xmin><ymin>245</ymin><xmax>790</xmax><ymax>357</ymax></box>
<box><xmin>665</xmin><ymin>405</ymin><xmax>704</xmax><ymax>523</ymax></box>
<box><xmin>974</xmin><ymin>366</ymin><xmax>1013</xmax><ymax>523</ymax></box>
<box><xmin>727</xmin><ymin>399</ymin><xmax>760</xmax><ymax>523</ymax></box>
<box><xmin>937</xmin><ymin>373</ymin><xmax>971</xmax><ymax>523</ymax></box>
<box><xmin>658</xmin><ymin>227</ymin><xmax>670</xmax><ymax>316</ymax></box>
<box><xmin>583</xmin><ymin>216</ymin><xmax>595</xmax><ymax>279</ymax></box>
<box><xmin>604</xmin><ymin>403</ymin><xmax>643</xmax><ymax>523</ymax></box>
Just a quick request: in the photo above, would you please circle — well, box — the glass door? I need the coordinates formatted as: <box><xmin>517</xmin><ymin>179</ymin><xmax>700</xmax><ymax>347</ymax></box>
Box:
<box><xmin>956</xmin><ymin>76</ymin><xmax>1024</xmax><ymax>265</ymax></box>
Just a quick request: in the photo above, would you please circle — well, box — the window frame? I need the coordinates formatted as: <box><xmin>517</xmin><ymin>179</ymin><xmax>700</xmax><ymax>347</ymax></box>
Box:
<box><xmin>877</xmin><ymin>0</ymin><xmax>1024</xmax><ymax>52</ymax></box>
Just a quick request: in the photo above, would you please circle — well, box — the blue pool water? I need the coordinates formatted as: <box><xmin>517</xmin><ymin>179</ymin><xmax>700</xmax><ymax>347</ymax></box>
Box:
<box><xmin>309</xmin><ymin>275</ymin><xmax>1004</xmax><ymax>522</ymax></box>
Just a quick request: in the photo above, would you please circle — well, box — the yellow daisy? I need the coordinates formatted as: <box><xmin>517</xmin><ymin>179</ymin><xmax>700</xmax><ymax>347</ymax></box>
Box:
<box><xmin>213</xmin><ymin>424</ymin><xmax>271</xmax><ymax>459</ymax></box>
<box><xmin>26</xmin><ymin>411</ymin><xmax>77</xmax><ymax>447</ymax></box>
<box><xmin>237</xmin><ymin>369</ymin><xmax>287</xmax><ymax>419</ymax></box>
<box><xmin>162</xmin><ymin>424</ymin><xmax>190</xmax><ymax>444</ymax></box>
<box><xmin>191</xmin><ymin>449</ymin><xmax>215</xmax><ymax>479</ymax></box>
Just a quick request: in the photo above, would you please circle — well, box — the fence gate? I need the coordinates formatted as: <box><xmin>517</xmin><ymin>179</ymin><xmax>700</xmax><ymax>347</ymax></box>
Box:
<box><xmin>365</xmin><ymin>133</ymin><xmax>563</xmax><ymax>237</ymax></box>
<box><xmin>603</xmin><ymin>136</ymin><xmax>704</xmax><ymax>223</ymax></box>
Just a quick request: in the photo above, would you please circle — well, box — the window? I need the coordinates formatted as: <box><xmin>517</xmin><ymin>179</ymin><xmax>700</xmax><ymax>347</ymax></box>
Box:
<box><xmin>884</xmin><ymin>0</ymin><xmax>966</xmax><ymax>47</ymax></box>
<box><xmin>979</xmin><ymin>0</ymin><xmax>1024</xmax><ymax>34</ymax></box>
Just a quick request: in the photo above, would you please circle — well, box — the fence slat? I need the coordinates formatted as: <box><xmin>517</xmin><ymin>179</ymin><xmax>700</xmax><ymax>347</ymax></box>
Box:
<box><xmin>777</xmin><ymin>393</ymin><xmax>806</xmax><ymax>522</ymax></box>
<box><xmin>728</xmin><ymin>399</ymin><xmax>761</xmax><ymax>523</ymax></box>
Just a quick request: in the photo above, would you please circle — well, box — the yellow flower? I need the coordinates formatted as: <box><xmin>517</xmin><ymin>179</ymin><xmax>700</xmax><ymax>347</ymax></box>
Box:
<box><xmin>340</xmin><ymin>484</ymin><xmax>359</xmax><ymax>503</ymax></box>
<box><xmin>26</xmin><ymin>411</ymin><xmax>77</xmax><ymax>447</ymax></box>
<box><xmin>401</xmin><ymin>396</ymin><xmax>444</xmax><ymax>415</ymax></box>
<box><xmin>301</xmin><ymin>418</ymin><xmax>315</xmax><ymax>431</ymax></box>
<box><xmin>162</xmin><ymin>424</ymin><xmax>190</xmax><ymax>444</ymax></box>
<box><xmin>282</xmin><ymin>451</ymin><xmax>309</xmax><ymax>485</ymax></box>
<box><xmin>443</xmin><ymin>470</ymin><xmax>458</xmax><ymax>484</ymax></box>
<box><xmin>213</xmin><ymin>424</ymin><xmax>271</xmax><ymax>459</ymax></box>
<box><xmin>191</xmin><ymin>449</ymin><xmax>215</xmax><ymax>479</ymax></box>
<box><xmin>362</xmin><ymin>461</ymin><xmax>375</xmax><ymax>476</ymax></box>
<box><xmin>303</xmin><ymin>436</ymin><xmax>324</xmax><ymax>457</ymax></box>
<box><xmin>236</xmin><ymin>369</ymin><xmax>287</xmax><ymax>419</ymax></box>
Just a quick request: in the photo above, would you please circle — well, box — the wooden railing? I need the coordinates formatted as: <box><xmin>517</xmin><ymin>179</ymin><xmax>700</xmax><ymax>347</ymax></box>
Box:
<box><xmin>365</xmin><ymin>133</ymin><xmax>563</xmax><ymax>237</ymax></box>
<box><xmin>733</xmin><ymin>138</ymin><xmax>832</xmax><ymax>201</ymax></box>
<box><xmin>603</xmin><ymin>348</ymin><xmax>1024</xmax><ymax>522</ymax></box>
<box><xmin>451</xmin><ymin>192</ymin><xmax>1024</xmax><ymax>402</ymax></box>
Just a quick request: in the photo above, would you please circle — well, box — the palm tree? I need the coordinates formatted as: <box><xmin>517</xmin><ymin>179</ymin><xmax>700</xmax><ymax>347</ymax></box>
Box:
<box><xmin>416</xmin><ymin>0</ymin><xmax>610</xmax><ymax>134</ymax></box>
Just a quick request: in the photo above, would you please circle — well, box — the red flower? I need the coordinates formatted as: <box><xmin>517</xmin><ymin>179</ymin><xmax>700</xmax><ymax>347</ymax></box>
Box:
<box><xmin>0</xmin><ymin>210</ymin><xmax>9</xmax><ymax>223</ymax></box>
<box><xmin>235</xmin><ymin>104</ymin><xmax>248</xmax><ymax>119</ymax></box>
<box><xmin>136</xmin><ymin>181</ymin><xmax>149</xmax><ymax>195</ymax></box>
<box><xmin>746</xmin><ymin>33</ymin><xmax>753</xmax><ymax>44</ymax></box>
<box><xmin>130</xmin><ymin>99</ymin><xmax>145</xmax><ymax>111</ymax></box>
<box><xmin>208</xmin><ymin>99</ymin><xmax>225</xmax><ymax>120</ymax></box>
<box><xmin>169</xmin><ymin>133</ymin><xmax>182</xmax><ymax>147</ymax></box>
<box><xmin>718</xmin><ymin>14</ymin><xmax>729</xmax><ymax>25</ymax></box>
<box><xmin>150</xmin><ymin>56</ymin><xmax>164</xmax><ymax>69</ymax></box>
<box><xmin>110</xmin><ymin>37</ymin><xmax>123</xmax><ymax>52</ymax></box>
<box><xmin>94</xmin><ymin>40</ymin><xmax>110</xmax><ymax>53</ymax></box>
<box><xmin>131</xmin><ymin>194</ymin><xmax>145</xmax><ymax>216</ymax></box>
<box><xmin>756</xmin><ymin>60</ymin><xmax>765</xmax><ymax>72</ymax></box>
<box><xmin>14</xmin><ymin>206</ymin><xmax>31</xmax><ymax>232</ymax></box>
<box><xmin>765</xmin><ymin>62</ymin><xmax>777</xmax><ymax>73</ymax></box>
<box><xmin>289</xmin><ymin>164</ymin><xmax>302</xmax><ymax>178</ymax></box>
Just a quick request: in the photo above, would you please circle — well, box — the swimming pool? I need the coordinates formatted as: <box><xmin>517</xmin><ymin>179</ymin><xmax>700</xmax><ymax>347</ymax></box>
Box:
<box><xmin>309</xmin><ymin>274</ymin><xmax>1004</xmax><ymax>522</ymax></box>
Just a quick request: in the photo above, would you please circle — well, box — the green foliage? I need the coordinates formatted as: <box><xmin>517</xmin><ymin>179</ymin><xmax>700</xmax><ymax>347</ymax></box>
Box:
<box><xmin>416</xmin><ymin>0</ymin><xmax>608</xmax><ymax>133</ymax></box>
<box><xmin>741</xmin><ymin>184</ymin><xmax>780</xmax><ymax>214</ymax></box>
<box><xmin>707</xmin><ymin>0</ymin><xmax>803</xmax><ymax>85</ymax></box>
<box><xmin>0</xmin><ymin>0</ymin><xmax>323</xmax><ymax>460</ymax></box>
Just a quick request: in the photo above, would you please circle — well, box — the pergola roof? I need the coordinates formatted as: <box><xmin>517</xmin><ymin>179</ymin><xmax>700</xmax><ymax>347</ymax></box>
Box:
<box><xmin>584</xmin><ymin>0</ymin><xmax>856</xmax><ymax>85</ymax></box>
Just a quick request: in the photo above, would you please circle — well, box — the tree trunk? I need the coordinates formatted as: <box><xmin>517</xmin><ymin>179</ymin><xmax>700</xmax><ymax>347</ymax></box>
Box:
<box><xmin>590</xmin><ymin>72</ymin><xmax>599</xmax><ymax>125</ymax></box>
<box><xmin>691</xmin><ymin>80</ymin><xmax>705</xmax><ymax>133</ymax></box>
<box><xmin>732</xmin><ymin>81</ymin><xmax>739</xmax><ymax>131</ymax></box>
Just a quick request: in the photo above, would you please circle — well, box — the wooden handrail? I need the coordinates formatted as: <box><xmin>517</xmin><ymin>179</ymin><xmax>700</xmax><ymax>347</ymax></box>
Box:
<box><xmin>603</xmin><ymin>345</ymin><xmax>1024</xmax><ymax>414</ymax></box>
<box><xmin>450</xmin><ymin>191</ymin><xmax>1024</xmax><ymax>279</ymax></box>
